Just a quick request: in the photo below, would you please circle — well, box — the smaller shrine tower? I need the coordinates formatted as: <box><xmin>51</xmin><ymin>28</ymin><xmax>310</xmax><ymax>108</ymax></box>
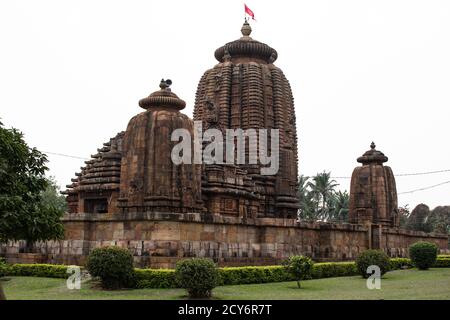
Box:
<box><xmin>117</xmin><ymin>79</ymin><xmax>203</xmax><ymax>213</ymax></box>
<box><xmin>349</xmin><ymin>142</ymin><xmax>399</xmax><ymax>228</ymax></box>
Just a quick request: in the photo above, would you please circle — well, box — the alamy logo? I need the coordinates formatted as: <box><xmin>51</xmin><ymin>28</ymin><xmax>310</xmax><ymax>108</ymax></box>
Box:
<box><xmin>366</xmin><ymin>265</ymin><xmax>381</xmax><ymax>290</ymax></box>
<box><xmin>171</xmin><ymin>121</ymin><xmax>280</xmax><ymax>175</ymax></box>
<box><xmin>66</xmin><ymin>265</ymin><xmax>81</xmax><ymax>290</ymax></box>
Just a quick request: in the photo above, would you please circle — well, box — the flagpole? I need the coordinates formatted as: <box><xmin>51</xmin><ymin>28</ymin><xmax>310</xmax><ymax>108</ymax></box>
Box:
<box><xmin>244</xmin><ymin>3</ymin><xmax>248</xmax><ymax>22</ymax></box>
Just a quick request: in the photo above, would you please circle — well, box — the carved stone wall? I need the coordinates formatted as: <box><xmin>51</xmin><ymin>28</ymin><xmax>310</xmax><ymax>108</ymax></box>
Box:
<box><xmin>1</xmin><ymin>213</ymin><xmax>448</xmax><ymax>268</ymax></box>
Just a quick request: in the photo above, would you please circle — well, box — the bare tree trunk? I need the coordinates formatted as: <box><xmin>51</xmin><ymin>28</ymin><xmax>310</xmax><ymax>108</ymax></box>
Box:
<box><xmin>0</xmin><ymin>282</ymin><xmax>6</xmax><ymax>300</ymax></box>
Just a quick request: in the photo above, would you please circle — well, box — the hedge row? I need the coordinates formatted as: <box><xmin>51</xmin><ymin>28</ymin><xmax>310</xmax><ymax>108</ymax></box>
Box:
<box><xmin>219</xmin><ymin>266</ymin><xmax>293</xmax><ymax>285</ymax></box>
<box><xmin>134</xmin><ymin>256</ymin><xmax>450</xmax><ymax>288</ymax></box>
<box><xmin>2</xmin><ymin>264</ymin><xmax>70</xmax><ymax>279</ymax></box>
<box><xmin>134</xmin><ymin>262</ymin><xmax>358</xmax><ymax>288</ymax></box>
<box><xmin>389</xmin><ymin>257</ymin><xmax>413</xmax><ymax>270</ymax></box>
<box><xmin>134</xmin><ymin>269</ymin><xmax>176</xmax><ymax>289</ymax></box>
<box><xmin>2</xmin><ymin>255</ymin><xmax>449</xmax><ymax>287</ymax></box>
<box><xmin>435</xmin><ymin>255</ymin><xmax>450</xmax><ymax>268</ymax></box>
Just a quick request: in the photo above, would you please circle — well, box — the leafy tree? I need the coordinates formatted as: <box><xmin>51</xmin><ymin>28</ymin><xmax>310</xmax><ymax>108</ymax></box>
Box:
<box><xmin>307</xmin><ymin>171</ymin><xmax>339</xmax><ymax>220</ymax></box>
<box><xmin>0</xmin><ymin>120</ymin><xmax>65</xmax><ymax>299</ymax></box>
<box><xmin>428</xmin><ymin>206</ymin><xmax>450</xmax><ymax>234</ymax></box>
<box><xmin>406</xmin><ymin>204</ymin><xmax>432</xmax><ymax>233</ymax></box>
<box><xmin>297</xmin><ymin>172</ymin><xmax>349</xmax><ymax>223</ymax></box>
<box><xmin>398</xmin><ymin>205</ymin><xmax>410</xmax><ymax>228</ymax></box>
<box><xmin>283</xmin><ymin>255</ymin><xmax>314</xmax><ymax>288</ymax></box>
<box><xmin>41</xmin><ymin>176</ymin><xmax>67</xmax><ymax>214</ymax></box>
<box><xmin>297</xmin><ymin>175</ymin><xmax>318</xmax><ymax>221</ymax></box>
<box><xmin>328</xmin><ymin>191</ymin><xmax>350</xmax><ymax>223</ymax></box>
<box><xmin>401</xmin><ymin>204</ymin><xmax>449</xmax><ymax>247</ymax></box>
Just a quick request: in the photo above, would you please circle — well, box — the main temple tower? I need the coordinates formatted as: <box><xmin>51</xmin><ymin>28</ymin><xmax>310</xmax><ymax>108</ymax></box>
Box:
<box><xmin>193</xmin><ymin>21</ymin><xmax>300</xmax><ymax>218</ymax></box>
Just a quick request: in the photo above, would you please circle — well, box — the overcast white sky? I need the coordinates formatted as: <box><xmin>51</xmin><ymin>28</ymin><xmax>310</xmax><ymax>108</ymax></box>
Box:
<box><xmin>1</xmin><ymin>0</ymin><xmax>449</xmax><ymax>210</ymax></box>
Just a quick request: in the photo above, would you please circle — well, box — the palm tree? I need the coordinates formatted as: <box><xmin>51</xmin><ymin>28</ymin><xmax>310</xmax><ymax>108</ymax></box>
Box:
<box><xmin>307</xmin><ymin>171</ymin><xmax>339</xmax><ymax>220</ymax></box>
<box><xmin>297</xmin><ymin>175</ymin><xmax>319</xmax><ymax>221</ymax></box>
<box><xmin>329</xmin><ymin>190</ymin><xmax>350</xmax><ymax>222</ymax></box>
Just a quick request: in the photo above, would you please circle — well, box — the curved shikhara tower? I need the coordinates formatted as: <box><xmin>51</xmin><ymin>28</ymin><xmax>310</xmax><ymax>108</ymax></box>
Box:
<box><xmin>194</xmin><ymin>21</ymin><xmax>299</xmax><ymax>218</ymax></box>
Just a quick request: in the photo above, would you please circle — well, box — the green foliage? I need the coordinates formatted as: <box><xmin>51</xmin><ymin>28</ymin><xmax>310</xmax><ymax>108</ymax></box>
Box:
<box><xmin>219</xmin><ymin>266</ymin><xmax>293</xmax><ymax>285</ymax></box>
<box><xmin>427</xmin><ymin>207</ymin><xmax>450</xmax><ymax>245</ymax></box>
<box><xmin>400</xmin><ymin>204</ymin><xmax>450</xmax><ymax>249</ymax></box>
<box><xmin>389</xmin><ymin>257</ymin><xmax>413</xmax><ymax>270</ymax></box>
<box><xmin>4</xmin><ymin>263</ymin><xmax>69</xmax><ymax>278</ymax></box>
<box><xmin>327</xmin><ymin>191</ymin><xmax>350</xmax><ymax>223</ymax></box>
<box><xmin>0</xmin><ymin>121</ymin><xmax>64</xmax><ymax>244</ymax></box>
<box><xmin>355</xmin><ymin>250</ymin><xmax>390</xmax><ymax>278</ymax></box>
<box><xmin>175</xmin><ymin>258</ymin><xmax>219</xmax><ymax>298</ymax></box>
<box><xmin>4</xmin><ymin>268</ymin><xmax>450</xmax><ymax>300</ymax></box>
<box><xmin>297</xmin><ymin>173</ymin><xmax>349</xmax><ymax>222</ymax></box>
<box><xmin>283</xmin><ymin>255</ymin><xmax>314</xmax><ymax>288</ymax></box>
<box><xmin>297</xmin><ymin>175</ymin><xmax>317</xmax><ymax>220</ymax></box>
<box><xmin>311</xmin><ymin>262</ymin><xmax>357</xmax><ymax>278</ymax></box>
<box><xmin>86</xmin><ymin>246</ymin><xmax>135</xmax><ymax>289</ymax></box>
<box><xmin>435</xmin><ymin>255</ymin><xmax>450</xmax><ymax>268</ymax></box>
<box><xmin>0</xmin><ymin>258</ymin><xmax>6</xmax><ymax>278</ymax></box>
<box><xmin>307</xmin><ymin>171</ymin><xmax>339</xmax><ymax>221</ymax></box>
<box><xmin>409</xmin><ymin>241</ymin><xmax>438</xmax><ymax>270</ymax></box>
<box><xmin>398</xmin><ymin>205</ymin><xmax>411</xmax><ymax>229</ymax></box>
<box><xmin>40</xmin><ymin>176</ymin><xmax>67</xmax><ymax>213</ymax></box>
<box><xmin>5</xmin><ymin>255</ymin><xmax>449</xmax><ymax>290</ymax></box>
<box><xmin>3</xmin><ymin>255</ymin><xmax>449</xmax><ymax>291</ymax></box>
<box><xmin>134</xmin><ymin>262</ymin><xmax>365</xmax><ymax>289</ymax></box>
<box><xmin>134</xmin><ymin>269</ymin><xmax>177</xmax><ymax>288</ymax></box>
<box><xmin>406</xmin><ymin>204</ymin><xmax>433</xmax><ymax>233</ymax></box>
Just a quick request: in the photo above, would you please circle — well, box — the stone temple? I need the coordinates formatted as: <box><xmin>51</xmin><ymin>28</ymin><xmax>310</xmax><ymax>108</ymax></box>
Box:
<box><xmin>1</xmin><ymin>21</ymin><xmax>448</xmax><ymax>267</ymax></box>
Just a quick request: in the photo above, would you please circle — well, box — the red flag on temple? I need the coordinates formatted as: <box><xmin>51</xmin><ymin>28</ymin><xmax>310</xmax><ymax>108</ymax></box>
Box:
<box><xmin>244</xmin><ymin>4</ymin><xmax>256</xmax><ymax>20</ymax></box>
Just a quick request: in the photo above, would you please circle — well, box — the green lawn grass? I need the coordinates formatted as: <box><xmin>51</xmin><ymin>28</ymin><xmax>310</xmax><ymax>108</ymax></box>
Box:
<box><xmin>2</xmin><ymin>268</ymin><xmax>450</xmax><ymax>300</ymax></box>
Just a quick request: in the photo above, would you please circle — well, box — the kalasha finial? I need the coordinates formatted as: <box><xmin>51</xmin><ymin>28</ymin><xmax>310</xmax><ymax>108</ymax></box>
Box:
<box><xmin>241</xmin><ymin>20</ymin><xmax>252</xmax><ymax>37</ymax></box>
<box><xmin>357</xmin><ymin>141</ymin><xmax>387</xmax><ymax>164</ymax></box>
<box><xmin>159</xmin><ymin>79</ymin><xmax>172</xmax><ymax>90</ymax></box>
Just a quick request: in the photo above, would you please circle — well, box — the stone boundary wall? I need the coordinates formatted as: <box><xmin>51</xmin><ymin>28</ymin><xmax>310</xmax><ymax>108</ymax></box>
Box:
<box><xmin>1</xmin><ymin>212</ymin><xmax>448</xmax><ymax>268</ymax></box>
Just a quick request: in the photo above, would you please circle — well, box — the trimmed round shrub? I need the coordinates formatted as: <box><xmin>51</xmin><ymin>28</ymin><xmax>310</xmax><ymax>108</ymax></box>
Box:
<box><xmin>356</xmin><ymin>250</ymin><xmax>390</xmax><ymax>278</ymax></box>
<box><xmin>283</xmin><ymin>255</ymin><xmax>314</xmax><ymax>288</ymax></box>
<box><xmin>175</xmin><ymin>258</ymin><xmax>219</xmax><ymax>298</ymax></box>
<box><xmin>409</xmin><ymin>241</ymin><xmax>438</xmax><ymax>270</ymax></box>
<box><xmin>86</xmin><ymin>246</ymin><xmax>135</xmax><ymax>289</ymax></box>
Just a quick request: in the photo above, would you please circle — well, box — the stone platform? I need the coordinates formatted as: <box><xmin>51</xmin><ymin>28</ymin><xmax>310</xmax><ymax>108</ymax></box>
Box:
<box><xmin>1</xmin><ymin>212</ymin><xmax>448</xmax><ymax>268</ymax></box>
